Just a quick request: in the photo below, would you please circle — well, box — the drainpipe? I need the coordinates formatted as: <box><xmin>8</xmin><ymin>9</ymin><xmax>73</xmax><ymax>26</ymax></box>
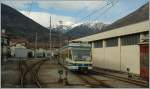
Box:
<box><xmin>118</xmin><ymin>37</ymin><xmax>121</xmax><ymax>71</ymax></box>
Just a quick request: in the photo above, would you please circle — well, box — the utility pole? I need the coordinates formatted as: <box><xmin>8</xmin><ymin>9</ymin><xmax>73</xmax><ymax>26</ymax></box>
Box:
<box><xmin>59</xmin><ymin>20</ymin><xmax>63</xmax><ymax>49</ymax></box>
<box><xmin>35</xmin><ymin>32</ymin><xmax>37</xmax><ymax>58</ymax></box>
<box><xmin>49</xmin><ymin>16</ymin><xmax>52</xmax><ymax>59</ymax></box>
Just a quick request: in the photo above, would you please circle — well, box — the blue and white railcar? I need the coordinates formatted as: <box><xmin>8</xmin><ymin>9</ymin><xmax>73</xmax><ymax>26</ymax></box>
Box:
<box><xmin>59</xmin><ymin>42</ymin><xmax>92</xmax><ymax>72</ymax></box>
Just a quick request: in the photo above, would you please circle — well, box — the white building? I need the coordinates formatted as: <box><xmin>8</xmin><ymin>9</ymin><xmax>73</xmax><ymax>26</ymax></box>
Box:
<box><xmin>10</xmin><ymin>44</ymin><xmax>28</xmax><ymax>58</ymax></box>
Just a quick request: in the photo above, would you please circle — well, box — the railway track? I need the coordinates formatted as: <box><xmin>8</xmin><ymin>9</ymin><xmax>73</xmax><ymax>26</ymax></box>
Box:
<box><xmin>76</xmin><ymin>74</ymin><xmax>113</xmax><ymax>88</ymax></box>
<box><xmin>61</xmin><ymin>64</ymin><xmax>148</xmax><ymax>88</ymax></box>
<box><xmin>93</xmin><ymin>70</ymin><xmax>149</xmax><ymax>87</ymax></box>
<box><xmin>18</xmin><ymin>58</ymin><xmax>47</xmax><ymax>88</ymax></box>
<box><xmin>18</xmin><ymin>60</ymin><xmax>24</xmax><ymax>87</ymax></box>
<box><xmin>60</xmin><ymin>65</ymin><xmax>113</xmax><ymax>88</ymax></box>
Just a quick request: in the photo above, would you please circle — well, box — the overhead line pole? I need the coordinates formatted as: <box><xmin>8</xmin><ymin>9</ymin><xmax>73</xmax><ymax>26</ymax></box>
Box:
<box><xmin>49</xmin><ymin>16</ymin><xmax>52</xmax><ymax>59</ymax></box>
<box><xmin>35</xmin><ymin>32</ymin><xmax>37</xmax><ymax>58</ymax></box>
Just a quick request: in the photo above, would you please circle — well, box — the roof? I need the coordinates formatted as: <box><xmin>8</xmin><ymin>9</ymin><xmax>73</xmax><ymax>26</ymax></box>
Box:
<box><xmin>1</xmin><ymin>33</ymin><xmax>8</xmax><ymax>38</ymax></box>
<box><xmin>26</xmin><ymin>43</ymin><xmax>50</xmax><ymax>49</ymax></box>
<box><xmin>72</xmin><ymin>20</ymin><xmax>149</xmax><ymax>42</ymax></box>
<box><xmin>10</xmin><ymin>37</ymin><xmax>28</xmax><ymax>43</ymax></box>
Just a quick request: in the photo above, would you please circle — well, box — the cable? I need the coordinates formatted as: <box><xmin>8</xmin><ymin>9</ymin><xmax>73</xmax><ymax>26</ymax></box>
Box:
<box><xmin>70</xmin><ymin>0</ymin><xmax>119</xmax><ymax>27</ymax></box>
<box><xmin>92</xmin><ymin>0</ymin><xmax>119</xmax><ymax>22</ymax></box>
<box><xmin>9</xmin><ymin>0</ymin><xmax>17</xmax><ymax>10</ymax></box>
<box><xmin>27</xmin><ymin>0</ymin><xmax>33</xmax><ymax>16</ymax></box>
<box><xmin>74</xmin><ymin>7</ymin><xmax>87</xmax><ymax>18</ymax></box>
<box><xmin>70</xmin><ymin>0</ymin><xmax>115</xmax><ymax>27</ymax></box>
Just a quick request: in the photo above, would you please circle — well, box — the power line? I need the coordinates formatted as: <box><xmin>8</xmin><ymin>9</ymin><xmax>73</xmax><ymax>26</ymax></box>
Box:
<box><xmin>9</xmin><ymin>0</ymin><xmax>17</xmax><ymax>10</ymax></box>
<box><xmin>70</xmin><ymin>0</ymin><xmax>114</xmax><ymax>27</ymax></box>
<box><xmin>27</xmin><ymin>0</ymin><xmax>33</xmax><ymax>16</ymax></box>
<box><xmin>74</xmin><ymin>7</ymin><xmax>87</xmax><ymax>18</ymax></box>
<box><xmin>92</xmin><ymin>5</ymin><xmax>113</xmax><ymax>21</ymax></box>
<box><xmin>92</xmin><ymin>0</ymin><xmax>119</xmax><ymax>22</ymax></box>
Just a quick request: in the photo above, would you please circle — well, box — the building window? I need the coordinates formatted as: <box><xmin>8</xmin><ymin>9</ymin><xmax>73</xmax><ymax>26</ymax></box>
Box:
<box><xmin>121</xmin><ymin>34</ymin><xmax>140</xmax><ymax>46</ymax></box>
<box><xmin>106</xmin><ymin>38</ymin><xmax>118</xmax><ymax>47</ymax></box>
<box><xmin>94</xmin><ymin>40</ymin><xmax>103</xmax><ymax>48</ymax></box>
<box><xmin>141</xmin><ymin>32</ymin><xmax>149</xmax><ymax>42</ymax></box>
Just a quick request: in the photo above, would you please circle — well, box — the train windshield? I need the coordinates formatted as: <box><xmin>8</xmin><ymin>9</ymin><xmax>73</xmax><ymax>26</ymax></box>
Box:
<box><xmin>72</xmin><ymin>49</ymin><xmax>91</xmax><ymax>61</ymax></box>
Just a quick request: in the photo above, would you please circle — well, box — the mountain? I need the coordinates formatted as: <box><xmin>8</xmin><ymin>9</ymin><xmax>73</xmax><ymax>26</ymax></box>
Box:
<box><xmin>101</xmin><ymin>2</ymin><xmax>149</xmax><ymax>32</ymax></box>
<box><xmin>47</xmin><ymin>25</ymin><xmax>72</xmax><ymax>33</ymax></box>
<box><xmin>1</xmin><ymin>3</ymin><xmax>58</xmax><ymax>42</ymax></box>
<box><xmin>65</xmin><ymin>2</ymin><xmax>149</xmax><ymax>40</ymax></box>
<box><xmin>65</xmin><ymin>22</ymin><xmax>107</xmax><ymax>40</ymax></box>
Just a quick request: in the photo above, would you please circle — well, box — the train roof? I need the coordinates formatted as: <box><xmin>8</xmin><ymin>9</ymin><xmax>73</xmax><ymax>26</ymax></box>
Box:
<box><xmin>60</xmin><ymin>43</ymin><xmax>91</xmax><ymax>51</ymax></box>
<box><xmin>68</xmin><ymin>43</ymin><xmax>91</xmax><ymax>47</ymax></box>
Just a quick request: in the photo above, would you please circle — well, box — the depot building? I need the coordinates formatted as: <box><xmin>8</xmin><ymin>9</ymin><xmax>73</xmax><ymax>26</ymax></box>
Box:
<box><xmin>72</xmin><ymin>20</ymin><xmax>149</xmax><ymax>78</ymax></box>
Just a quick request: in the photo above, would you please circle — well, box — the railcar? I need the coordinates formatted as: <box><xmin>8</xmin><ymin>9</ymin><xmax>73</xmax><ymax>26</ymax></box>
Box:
<box><xmin>58</xmin><ymin>42</ymin><xmax>92</xmax><ymax>72</ymax></box>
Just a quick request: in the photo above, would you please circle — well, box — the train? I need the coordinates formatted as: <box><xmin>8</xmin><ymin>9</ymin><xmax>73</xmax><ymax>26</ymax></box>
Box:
<box><xmin>57</xmin><ymin>42</ymin><xmax>92</xmax><ymax>73</ymax></box>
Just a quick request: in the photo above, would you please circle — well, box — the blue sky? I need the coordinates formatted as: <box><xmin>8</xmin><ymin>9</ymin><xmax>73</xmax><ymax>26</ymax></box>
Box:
<box><xmin>1</xmin><ymin>0</ymin><xmax>149</xmax><ymax>27</ymax></box>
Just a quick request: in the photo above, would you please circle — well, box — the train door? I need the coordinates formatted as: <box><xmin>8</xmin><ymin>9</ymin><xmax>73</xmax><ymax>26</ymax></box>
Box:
<box><xmin>139</xmin><ymin>43</ymin><xmax>149</xmax><ymax>80</ymax></box>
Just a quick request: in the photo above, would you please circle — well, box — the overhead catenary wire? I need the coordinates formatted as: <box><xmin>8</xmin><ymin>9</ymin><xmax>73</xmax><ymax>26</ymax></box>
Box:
<box><xmin>70</xmin><ymin>0</ymin><xmax>115</xmax><ymax>27</ymax></box>
<box><xmin>92</xmin><ymin>0</ymin><xmax>119</xmax><ymax>22</ymax></box>
<box><xmin>74</xmin><ymin>7</ymin><xmax>87</xmax><ymax>18</ymax></box>
<box><xmin>9</xmin><ymin>0</ymin><xmax>33</xmax><ymax>17</ymax></box>
<box><xmin>27</xmin><ymin>0</ymin><xmax>34</xmax><ymax>16</ymax></box>
<box><xmin>9</xmin><ymin>0</ymin><xmax>17</xmax><ymax>10</ymax></box>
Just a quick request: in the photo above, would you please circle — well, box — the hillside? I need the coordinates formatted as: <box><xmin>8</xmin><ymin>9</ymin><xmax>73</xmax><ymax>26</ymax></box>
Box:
<box><xmin>65</xmin><ymin>22</ymin><xmax>107</xmax><ymax>40</ymax></box>
<box><xmin>1</xmin><ymin>3</ymin><xmax>58</xmax><ymax>42</ymax></box>
<box><xmin>66</xmin><ymin>2</ymin><xmax>149</xmax><ymax>40</ymax></box>
<box><xmin>101</xmin><ymin>2</ymin><xmax>149</xmax><ymax>32</ymax></box>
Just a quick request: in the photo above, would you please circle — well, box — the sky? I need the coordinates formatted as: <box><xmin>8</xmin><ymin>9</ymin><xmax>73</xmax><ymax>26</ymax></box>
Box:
<box><xmin>1</xmin><ymin>0</ymin><xmax>149</xmax><ymax>28</ymax></box>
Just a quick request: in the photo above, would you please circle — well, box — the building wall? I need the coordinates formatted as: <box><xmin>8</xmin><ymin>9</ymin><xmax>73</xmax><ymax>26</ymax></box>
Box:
<box><xmin>10</xmin><ymin>44</ymin><xmax>26</xmax><ymax>57</ymax></box>
<box><xmin>92</xmin><ymin>48</ymin><xmax>105</xmax><ymax>68</ymax></box>
<box><xmin>10</xmin><ymin>46</ymin><xmax>15</xmax><ymax>56</ymax></box>
<box><xmin>104</xmin><ymin>47</ymin><xmax>120</xmax><ymax>71</ymax></box>
<box><xmin>15</xmin><ymin>48</ymin><xmax>28</xmax><ymax>58</ymax></box>
<box><xmin>121</xmin><ymin>45</ymin><xmax>140</xmax><ymax>74</ymax></box>
<box><xmin>72</xmin><ymin>21</ymin><xmax>149</xmax><ymax>75</ymax></box>
<box><xmin>92</xmin><ymin>45</ymin><xmax>140</xmax><ymax>74</ymax></box>
<box><xmin>92</xmin><ymin>39</ymin><xmax>141</xmax><ymax>74</ymax></box>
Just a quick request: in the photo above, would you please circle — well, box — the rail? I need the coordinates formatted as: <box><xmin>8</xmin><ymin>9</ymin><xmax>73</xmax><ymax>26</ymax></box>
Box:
<box><xmin>18</xmin><ymin>58</ymin><xmax>47</xmax><ymax>88</ymax></box>
<box><xmin>93</xmin><ymin>70</ymin><xmax>148</xmax><ymax>87</ymax></box>
<box><xmin>76</xmin><ymin>74</ymin><xmax>113</xmax><ymax>88</ymax></box>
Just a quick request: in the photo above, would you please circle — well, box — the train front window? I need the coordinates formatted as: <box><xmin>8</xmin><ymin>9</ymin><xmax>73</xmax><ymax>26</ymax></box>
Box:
<box><xmin>72</xmin><ymin>49</ymin><xmax>91</xmax><ymax>61</ymax></box>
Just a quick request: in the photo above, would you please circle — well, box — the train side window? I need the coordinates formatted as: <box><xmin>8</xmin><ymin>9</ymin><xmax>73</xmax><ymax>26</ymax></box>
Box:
<box><xmin>94</xmin><ymin>40</ymin><xmax>103</xmax><ymax>48</ymax></box>
<box><xmin>106</xmin><ymin>38</ymin><xmax>118</xmax><ymax>47</ymax></box>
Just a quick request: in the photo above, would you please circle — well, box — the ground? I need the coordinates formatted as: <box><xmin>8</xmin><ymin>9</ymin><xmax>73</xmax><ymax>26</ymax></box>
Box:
<box><xmin>1</xmin><ymin>58</ymin><xmax>149</xmax><ymax>88</ymax></box>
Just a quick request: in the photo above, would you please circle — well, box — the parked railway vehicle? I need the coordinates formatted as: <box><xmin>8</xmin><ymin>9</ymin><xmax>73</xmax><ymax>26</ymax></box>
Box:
<box><xmin>58</xmin><ymin>42</ymin><xmax>92</xmax><ymax>72</ymax></box>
